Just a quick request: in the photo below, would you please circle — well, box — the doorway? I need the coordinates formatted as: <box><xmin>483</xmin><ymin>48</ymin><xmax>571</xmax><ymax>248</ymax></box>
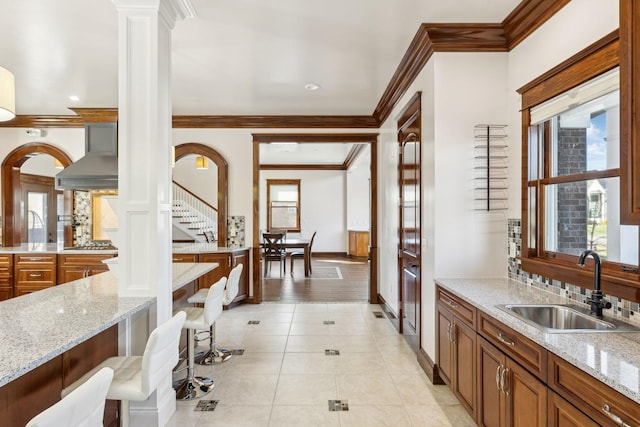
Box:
<box><xmin>2</xmin><ymin>144</ymin><xmax>74</xmax><ymax>247</ymax></box>
<box><xmin>398</xmin><ymin>92</ymin><xmax>422</xmax><ymax>353</ymax></box>
<box><xmin>252</xmin><ymin>133</ymin><xmax>379</xmax><ymax>304</ymax></box>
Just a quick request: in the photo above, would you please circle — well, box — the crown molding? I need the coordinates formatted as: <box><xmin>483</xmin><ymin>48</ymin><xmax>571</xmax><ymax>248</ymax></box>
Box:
<box><xmin>172</xmin><ymin>115</ymin><xmax>378</xmax><ymax>128</ymax></box>
<box><xmin>0</xmin><ymin>115</ymin><xmax>85</xmax><ymax>128</ymax></box>
<box><xmin>502</xmin><ymin>0</ymin><xmax>571</xmax><ymax>50</ymax></box>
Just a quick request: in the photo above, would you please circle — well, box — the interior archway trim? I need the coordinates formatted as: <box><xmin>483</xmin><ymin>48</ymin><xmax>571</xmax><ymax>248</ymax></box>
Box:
<box><xmin>2</xmin><ymin>143</ymin><xmax>74</xmax><ymax>247</ymax></box>
<box><xmin>174</xmin><ymin>143</ymin><xmax>229</xmax><ymax>246</ymax></box>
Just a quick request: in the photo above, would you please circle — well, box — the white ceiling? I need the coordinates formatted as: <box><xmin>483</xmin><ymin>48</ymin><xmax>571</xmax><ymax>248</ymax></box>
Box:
<box><xmin>1</xmin><ymin>0</ymin><xmax>520</xmax><ymax>117</ymax></box>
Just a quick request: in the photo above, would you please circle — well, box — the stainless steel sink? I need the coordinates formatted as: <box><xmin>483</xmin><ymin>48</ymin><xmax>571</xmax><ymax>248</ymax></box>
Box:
<box><xmin>495</xmin><ymin>304</ymin><xmax>640</xmax><ymax>333</ymax></box>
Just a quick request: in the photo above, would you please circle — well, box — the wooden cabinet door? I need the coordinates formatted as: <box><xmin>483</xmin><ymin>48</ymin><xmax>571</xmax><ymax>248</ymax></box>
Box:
<box><xmin>453</xmin><ymin>319</ymin><xmax>476</xmax><ymax>419</ymax></box>
<box><xmin>478</xmin><ymin>337</ymin><xmax>507</xmax><ymax>427</ymax></box>
<box><xmin>0</xmin><ymin>286</ymin><xmax>12</xmax><ymax>301</ymax></box>
<box><xmin>437</xmin><ymin>307</ymin><xmax>453</xmax><ymax>386</ymax></box>
<box><xmin>198</xmin><ymin>252</ymin><xmax>231</xmax><ymax>290</ymax></box>
<box><xmin>548</xmin><ymin>391</ymin><xmax>599</xmax><ymax>427</ymax></box>
<box><xmin>231</xmin><ymin>249</ymin><xmax>249</xmax><ymax>304</ymax></box>
<box><xmin>58</xmin><ymin>267</ymin><xmax>88</xmax><ymax>284</ymax></box>
<box><xmin>506</xmin><ymin>357</ymin><xmax>547</xmax><ymax>427</ymax></box>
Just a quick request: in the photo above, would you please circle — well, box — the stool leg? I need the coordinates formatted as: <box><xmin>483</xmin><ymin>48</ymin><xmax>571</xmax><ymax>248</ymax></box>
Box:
<box><xmin>173</xmin><ymin>328</ymin><xmax>214</xmax><ymax>400</ymax></box>
<box><xmin>195</xmin><ymin>322</ymin><xmax>232</xmax><ymax>365</ymax></box>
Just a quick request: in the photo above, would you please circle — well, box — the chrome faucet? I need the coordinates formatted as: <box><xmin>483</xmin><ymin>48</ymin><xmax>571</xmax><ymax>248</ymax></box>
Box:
<box><xmin>577</xmin><ymin>249</ymin><xmax>611</xmax><ymax>318</ymax></box>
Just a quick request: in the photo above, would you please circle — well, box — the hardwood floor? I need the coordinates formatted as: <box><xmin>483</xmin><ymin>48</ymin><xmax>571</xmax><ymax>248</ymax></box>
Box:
<box><xmin>262</xmin><ymin>255</ymin><xmax>369</xmax><ymax>303</ymax></box>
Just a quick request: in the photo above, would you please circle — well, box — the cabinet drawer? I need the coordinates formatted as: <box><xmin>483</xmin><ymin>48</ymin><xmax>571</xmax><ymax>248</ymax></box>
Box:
<box><xmin>16</xmin><ymin>268</ymin><xmax>55</xmax><ymax>284</ymax></box>
<box><xmin>548</xmin><ymin>354</ymin><xmax>640</xmax><ymax>427</ymax></box>
<box><xmin>15</xmin><ymin>254</ymin><xmax>56</xmax><ymax>265</ymax></box>
<box><xmin>58</xmin><ymin>254</ymin><xmax>114</xmax><ymax>266</ymax></box>
<box><xmin>0</xmin><ymin>254</ymin><xmax>13</xmax><ymax>266</ymax></box>
<box><xmin>0</xmin><ymin>265</ymin><xmax>12</xmax><ymax>277</ymax></box>
<box><xmin>172</xmin><ymin>254</ymin><xmax>197</xmax><ymax>263</ymax></box>
<box><xmin>478</xmin><ymin>311</ymin><xmax>547</xmax><ymax>380</ymax></box>
<box><xmin>437</xmin><ymin>288</ymin><xmax>476</xmax><ymax>328</ymax></box>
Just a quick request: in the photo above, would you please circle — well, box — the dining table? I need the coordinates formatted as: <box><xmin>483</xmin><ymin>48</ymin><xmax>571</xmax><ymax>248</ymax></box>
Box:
<box><xmin>261</xmin><ymin>237</ymin><xmax>311</xmax><ymax>277</ymax></box>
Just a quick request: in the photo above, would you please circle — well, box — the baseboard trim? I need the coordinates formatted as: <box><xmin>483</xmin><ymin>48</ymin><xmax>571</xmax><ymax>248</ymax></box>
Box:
<box><xmin>311</xmin><ymin>252</ymin><xmax>349</xmax><ymax>258</ymax></box>
<box><xmin>418</xmin><ymin>348</ymin><xmax>445</xmax><ymax>385</ymax></box>
<box><xmin>376</xmin><ymin>293</ymin><xmax>399</xmax><ymax>331</ymax></box>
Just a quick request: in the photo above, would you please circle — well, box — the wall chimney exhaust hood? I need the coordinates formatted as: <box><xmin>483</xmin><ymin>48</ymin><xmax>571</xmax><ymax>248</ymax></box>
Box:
<box><xmin>55</xmin><ymin>122</ymin><xmax>118</xmax><ymax>190</ymax></box>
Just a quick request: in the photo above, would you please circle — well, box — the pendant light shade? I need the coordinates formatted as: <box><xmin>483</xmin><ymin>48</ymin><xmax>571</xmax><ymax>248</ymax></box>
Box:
<box><xmin>195</xmin><ymin>155</ymin><xmax>208</xmax><ymax>170</ymax></box>
<box><xmin>0</xmin><ymin>66</ymin><xmax>15</xmax><ymax>122</ymax></box>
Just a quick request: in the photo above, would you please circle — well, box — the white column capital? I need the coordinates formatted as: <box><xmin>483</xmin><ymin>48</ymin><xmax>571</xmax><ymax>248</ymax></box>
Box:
<box><xmin>112</xmin><ymin>0</ymin><xmax>196</xmax><ymax>27</ymax></box>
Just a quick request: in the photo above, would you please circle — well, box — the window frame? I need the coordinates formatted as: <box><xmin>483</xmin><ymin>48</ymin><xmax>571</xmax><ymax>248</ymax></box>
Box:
<box><xmin>517</xmin><ymin>31</ymin><xmax>640</xmax><ymax>296</ymax></box>
<box><xmin>266</xmin><ymin>179</ymin><xmax>301</xmax><ymax>233</ymax></box>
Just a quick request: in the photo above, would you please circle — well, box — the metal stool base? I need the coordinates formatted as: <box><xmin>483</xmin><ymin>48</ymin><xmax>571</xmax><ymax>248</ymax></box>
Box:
<box><xmin>173</xmin><ymin>376</ymin><xmax>214</xmax><ymax>400</ymax></box>
<box><xmin>195</xmin><ymin>348</ymin><xmax>233</xmax><ymax>365</ymax></box>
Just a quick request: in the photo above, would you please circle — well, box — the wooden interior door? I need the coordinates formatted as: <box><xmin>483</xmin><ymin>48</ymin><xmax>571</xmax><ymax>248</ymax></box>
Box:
<box><xmin>397</xmin><ymin>92</ymin><xmax>421</xmax><ymax>352</ymax></box>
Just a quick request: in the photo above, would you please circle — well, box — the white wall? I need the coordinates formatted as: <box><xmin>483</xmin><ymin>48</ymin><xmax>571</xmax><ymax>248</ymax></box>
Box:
<box><xmin>260</xmin><ymin>169</ymin><xmax>347</xmax><ymax>253</ymax></box>
<box><xmin>172</xmin><ymin>153</ymin><xmax>218</xmax><ymax>208</ymax></box>
<box><xmin>346</xmin><ymin>145</ymin><xmax>371</xmax><ymax>231</ymax></box>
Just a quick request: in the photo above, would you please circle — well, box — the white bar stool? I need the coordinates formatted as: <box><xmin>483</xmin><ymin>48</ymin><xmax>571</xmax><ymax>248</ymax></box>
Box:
<box><xmin>62</xmin><ymin>312</ymin><xmax>186</xmax><ymax>426</ymax></box>
<box><xmin>187</xmin><ymin>263</ymin><xmax>243</xmax><ymax>365</ymax></box>
<box><xmin>173</xmin><ymin>277</ymin><xmax>226</xmax><ymax>400</ymax></box>
<box><xmin>27</xmin><ymin>367</ymin><xmax>114</xmax><ymax>427</ymax></box>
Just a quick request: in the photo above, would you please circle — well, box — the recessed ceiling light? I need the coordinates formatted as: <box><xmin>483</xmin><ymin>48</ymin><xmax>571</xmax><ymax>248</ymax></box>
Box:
<box><xmin>69</xmin><ymin>95</ymin><xmax>80</xmax><ymax>102</ymax></box>
<box><xmin>304</xmin><ymin>83</ymin><xmax>320</xmax><ymax>91</ymax></box>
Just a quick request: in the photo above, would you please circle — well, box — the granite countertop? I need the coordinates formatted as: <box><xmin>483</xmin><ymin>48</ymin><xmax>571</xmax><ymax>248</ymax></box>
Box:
<box><xmin>435</xmin><ymin>278</ymin><xmax>640</xmax><ymax>404</ymax></box>
<box><xmin>0</xmin><ymin>262</ymin><xmax>218</xmax><ymax>387</ymax></box>
<box><xmin>0</xmin><ymin>243</ymin><xmax>247</xmax><ymax>255</ymax></box>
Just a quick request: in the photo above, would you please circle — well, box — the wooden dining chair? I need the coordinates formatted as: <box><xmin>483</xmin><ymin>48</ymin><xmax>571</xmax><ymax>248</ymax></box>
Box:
<box><xmin>263</xmin><ymin>232</ymin><xmax>286</xmax><ymax>277</ymax></box>
<box><xmin>291</xmin><ymin>231</ymin><xmax>316</xmax><ymax>274</ymax></box>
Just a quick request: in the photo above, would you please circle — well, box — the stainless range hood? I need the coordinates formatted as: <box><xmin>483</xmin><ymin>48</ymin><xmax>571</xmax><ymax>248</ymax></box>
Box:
<box><xmin>55</xmin><ymin>122</ymin><xmax>118</xmax><ymax>190</ymax></box>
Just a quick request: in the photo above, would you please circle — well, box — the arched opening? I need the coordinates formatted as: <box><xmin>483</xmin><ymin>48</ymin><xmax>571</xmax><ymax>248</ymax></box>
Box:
<box><xmin>174</xmin><ymin>143</ymin><xmax>229</xmax><ymax>245</ymax></box>
<box><xmin>2</xmin><ymin>143</ymin><xmax>74</xmax><ymax>247</ymax></box>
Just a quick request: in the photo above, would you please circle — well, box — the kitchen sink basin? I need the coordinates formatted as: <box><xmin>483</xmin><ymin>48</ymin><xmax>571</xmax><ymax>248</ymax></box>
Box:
<box><xmin>495</xmin><ymin>304</ymin><xmax>640</xmax><ymax>333</ymax></box>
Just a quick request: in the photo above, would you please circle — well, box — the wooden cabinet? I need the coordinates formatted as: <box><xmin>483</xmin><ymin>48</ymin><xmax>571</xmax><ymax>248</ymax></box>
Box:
<box><xmin>548</xmin><ymin>391</ymin><xmax>599</xmax><ymax>427</ymax></box>
<box><xmin>348</xmin><ymin>230</ymin><xmax>369</xmax><ymax>258</ymax></box>
<box><xmin>0</xmin><ymin>255</ymin><xmax>13</xmax><ymax>301</ymax></box>
<box><xmin>436</xmin><ymin>289</ymin><xmax>476</xmax><ymax>420</ymax></box>
<box><xmin>477</xmin><ymin>336</ymin><xmax>547</xmax><ymax>427</ymax></box>
<box><xmin>197</xmin><ymin>249</ymin><xmax>249</xmax><ymax>306</ymax></box>
<box><xmin>548</xmin><ymin>353</ymin><xmax>640</xmax><ymax>427</ymax></box>
<box><xmin>14</xmin><ymin>254</ymin><xmax>56</xmax><ymax>296</ymax></box>
<box><xmin>57</xmin><ymin>254</ymin><xmax>115</xmax><ymax>285</ymax></box>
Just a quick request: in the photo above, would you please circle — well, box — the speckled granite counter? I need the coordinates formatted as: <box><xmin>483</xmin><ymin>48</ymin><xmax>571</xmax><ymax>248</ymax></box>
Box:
<box><xmin>0</xmin><ymin>262</ymin><xmax>218</xmax><ymax>387</ymax></box>
<box><xmin>171</xmin><ymin>243</ymin><xmax>249</xmax><ymax>254</ymax></box>
<box><xmin>0</xmin><ymin>243</ymin><xmax>248</xmax><ymax>255</ymax></box>
<box><xmin>435</xmin><ymin>278</ymin><xmax>640</xmax><ymax>404</ymax></box>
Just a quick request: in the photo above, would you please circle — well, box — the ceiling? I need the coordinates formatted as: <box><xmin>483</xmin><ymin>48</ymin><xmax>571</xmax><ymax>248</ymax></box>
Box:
<box><xmin>1</xmin><ymin>0</ymin><xmax>520</xmax><ymax>164</ymax></box>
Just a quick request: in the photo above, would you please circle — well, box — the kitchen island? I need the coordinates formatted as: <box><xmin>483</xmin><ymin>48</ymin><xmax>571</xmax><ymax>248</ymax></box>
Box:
<box><xmin>0</xmin><ymin>261</ymin><xmax>217</xmax><ymax>426</ymax></box>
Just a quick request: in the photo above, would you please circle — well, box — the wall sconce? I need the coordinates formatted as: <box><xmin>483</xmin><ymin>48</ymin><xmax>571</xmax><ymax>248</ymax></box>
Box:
<box><xmin>195</xmin><ymin>155</ymin><xmax>208</xmax><ymax>170</ymax></box>
<box><xmin>0</xmin><ymin>66</ymin><xmax>16</xmax><ymax>122</ymax></box>
<box><xmin>54</xmin><ymin>159</ymin><xmax>64</xmax><ymax>169</ymax></box>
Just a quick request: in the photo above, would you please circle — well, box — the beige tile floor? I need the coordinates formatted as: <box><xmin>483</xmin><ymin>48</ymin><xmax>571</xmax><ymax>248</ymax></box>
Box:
<box><xmin>167</xmin><ymin>303</ymin><xmax>475</xmax><ymax>427</ymax></box>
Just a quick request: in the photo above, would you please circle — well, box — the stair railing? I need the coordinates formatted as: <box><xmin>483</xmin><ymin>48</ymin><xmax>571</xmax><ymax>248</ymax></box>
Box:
<box><xmin>172</xmin><ymin>181</ymin><xmax>218</xmax><ymax>239</ymax></box>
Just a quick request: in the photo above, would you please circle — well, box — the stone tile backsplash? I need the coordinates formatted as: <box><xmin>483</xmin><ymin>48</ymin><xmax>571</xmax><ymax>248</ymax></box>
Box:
<box><xmin>508</xmin><ymin>218</ymin><xmax>640</xmax><ymax>326</ymax></box>
<box><xmin>227</xmin><ymin>216</ymin><xmax>245</xmax><ymax>248</ymax></box>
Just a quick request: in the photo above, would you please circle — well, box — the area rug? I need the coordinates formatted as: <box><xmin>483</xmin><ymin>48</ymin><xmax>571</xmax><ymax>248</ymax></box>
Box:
<box><xmin>311</xmin><ymin>266</ymin><xmax>343</xmax><ymax>279</ymax></box>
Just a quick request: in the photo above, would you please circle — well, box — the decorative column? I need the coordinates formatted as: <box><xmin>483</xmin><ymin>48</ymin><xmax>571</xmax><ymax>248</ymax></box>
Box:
<box><xmin>112</xmin><ymin>0</ymin><xmax>194</xmax><ymax>425</ymax></box>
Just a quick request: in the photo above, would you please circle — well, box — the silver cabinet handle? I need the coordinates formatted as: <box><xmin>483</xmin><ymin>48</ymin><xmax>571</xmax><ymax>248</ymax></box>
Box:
<box><xmin>495</xmin><ymin>365</ymin><xmax>502</xmax><ymax>392</ymax></box>
<box><xmin>447</xmin><ymin>323</ymin><xmax>452</xmax><ymax>341</ymax></box>
<box><xmin>497</xmin><ymin>332</ymin><xmax>515</xmax><ymax>347</ymax></box>
<box><xmin>446</xmin><ymin>299</ymin><xmax>458</xmax><ymax>309</ymax></box>
<box><xmin>501</xmin><ymin>367</ymin><xmax>510</xmax><ymax>396</ymax></box>
<box><xmin>29</xmin><ymin>273</ymin><xmax>42</xmax><ymax>278</ymax></box>
<box><xmin>450</xmin><ymin>323</ymin><xmax>457</xmax><ymax>343</ymax></box>
<box><xmin>602</xmin><ymin>404</ymin><xmax>632</xmax><ymax>427</ymax></box>
<box><xmin>26</xmin><ymin>257</ymin><xmax>46</xmax><ymax>261</ymax></box>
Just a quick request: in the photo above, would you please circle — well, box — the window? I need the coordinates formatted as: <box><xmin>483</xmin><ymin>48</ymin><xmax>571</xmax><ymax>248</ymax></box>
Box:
<box><xmin>520</xmin><ymin>36</ymin><xmax>640</xmax><ymax>291</ymax></box>
<box><xmin>266</xmin><ymin>179</ymin><xmax>300</xmax><ymax>232</ymax></box>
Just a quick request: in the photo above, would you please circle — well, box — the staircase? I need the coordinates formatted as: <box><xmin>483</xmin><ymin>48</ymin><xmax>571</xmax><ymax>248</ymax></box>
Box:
<box><xmin>172</xmin><ymin>181</ymin><xmax>218</xmax><ymax>243</ymax></box>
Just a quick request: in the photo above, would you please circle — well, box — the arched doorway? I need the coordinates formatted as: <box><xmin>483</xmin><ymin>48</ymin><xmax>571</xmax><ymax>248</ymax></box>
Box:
<box><xmin>174</xmin><ymin>143</ymin><xmax>229</xmax><ymax>245</ymax></box>
<box><xmin>2</xmin><ymin>143</ymin><xmax>74</xmax><ymax>247</ymax></box>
